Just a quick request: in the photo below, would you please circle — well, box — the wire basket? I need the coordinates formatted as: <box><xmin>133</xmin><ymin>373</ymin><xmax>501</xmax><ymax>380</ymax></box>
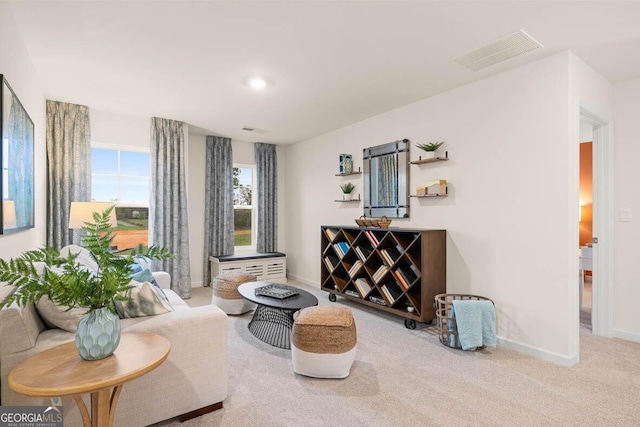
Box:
<box><xmin>355</xmin><ymin>215</ymin><xmax>392</xmax><ymax>229</ymax></box>
<box><xmin>434</xmin><ymin>293</ymin><xmax>494</xmax><ymax>349</ymax></box>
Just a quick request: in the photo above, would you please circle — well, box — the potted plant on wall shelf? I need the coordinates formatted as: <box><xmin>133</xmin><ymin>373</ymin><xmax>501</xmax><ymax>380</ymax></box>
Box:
<box><xmin>340</xmin><ymin>182</ymin><xmax>356</xmax><ymax>200</ymax></box>
<box><xmin>415</xmin><ymin>141</ymin><xmax>445</xmax><ymax>159</ymax></box>
<box><xmin>0</xmin><ymin>206</ymin><xmax>174</xmax><ymax>361</ymax></box>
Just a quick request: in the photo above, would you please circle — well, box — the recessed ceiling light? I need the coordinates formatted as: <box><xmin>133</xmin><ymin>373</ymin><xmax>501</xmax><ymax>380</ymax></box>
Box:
<box><xmin>244</xmin><ymin>75</ymin><xmax>273</xmax><ymax>90</ymax></box>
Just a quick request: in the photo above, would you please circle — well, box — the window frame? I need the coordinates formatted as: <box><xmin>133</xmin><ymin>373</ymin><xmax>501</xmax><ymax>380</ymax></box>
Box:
<box><xmin>91</xmin><ymin>142</ymin><xmax>150</xmax><ymax>208</ymax></box>
<box><xmin>233</xmin><ymin>163</ymin><xmax>257</xmax><ymax>253</ymax></box>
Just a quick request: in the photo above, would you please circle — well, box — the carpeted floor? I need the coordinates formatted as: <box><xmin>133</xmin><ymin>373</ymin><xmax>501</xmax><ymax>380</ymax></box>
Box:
<box><xmin>156</xmin><ymin>281</ymin><xmax>640</xmax><ymax>427</ymax></box>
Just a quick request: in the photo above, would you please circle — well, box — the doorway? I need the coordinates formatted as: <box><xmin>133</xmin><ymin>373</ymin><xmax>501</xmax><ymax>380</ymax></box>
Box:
<box><xmin>578</xmin><ymin>126</ymin><xmax>593</xmax><ymax>331</ymax></box>
<box><xmin>579</xmin><ymin>107</ymin><xmax>613</xmax><ymax>338</ymax></box>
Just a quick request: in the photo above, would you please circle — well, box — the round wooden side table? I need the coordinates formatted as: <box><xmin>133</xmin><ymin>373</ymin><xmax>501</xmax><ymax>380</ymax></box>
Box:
<box><xmin>8</xmin><ymin>332</ymin><xmax>171</xmax><ymax>427</ymax></box>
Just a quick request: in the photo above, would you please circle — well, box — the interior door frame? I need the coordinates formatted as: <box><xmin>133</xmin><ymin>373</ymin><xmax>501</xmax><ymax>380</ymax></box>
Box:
<box><xmin>580</xmin><ymin>106</ymin><xmax>613</xmax><ymax>337</ymax></box>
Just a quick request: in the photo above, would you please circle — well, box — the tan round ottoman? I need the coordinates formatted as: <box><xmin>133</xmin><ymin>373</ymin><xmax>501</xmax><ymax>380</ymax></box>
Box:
<box><xmin>211</xmin><ymin>272</ymin><xmax>257</xmax><ymax>314</ymax></box>
<box><xmin>291</xmin><ymin>306</ymin><xmax>357</xmax><ymax>379</ymax></box>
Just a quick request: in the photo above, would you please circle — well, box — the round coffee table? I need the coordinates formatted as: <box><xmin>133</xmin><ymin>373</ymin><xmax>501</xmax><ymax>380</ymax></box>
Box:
<box><xmin>238</xmin><ymin>281</ymin><xmax>318</xmax><ymax>349</ymax></box>
<box><xmin>8</xmin><ymin>333</ymin><xmax>170</xmax><ymax>427</ymax></box>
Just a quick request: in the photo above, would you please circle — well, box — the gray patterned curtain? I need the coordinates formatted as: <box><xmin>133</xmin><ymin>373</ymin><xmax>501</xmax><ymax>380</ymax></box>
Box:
<box><xmin>255</xmin><ymin>142</ymin><xmax>277</xmax><ymax>252</ymax></box>
<box><xmin>203</xmin><ymin>136</ymin><xmax>234</xmax><ymax>287</ymax></box>
<box><xmin>46</xmin><ymin>100</ymin><xmax>91</xmax><ymax>249</ymax></box>
<box><xmin>150</xmin><ymin>117</ymin><xmax>191</xmax><ymax>298</ymax></box>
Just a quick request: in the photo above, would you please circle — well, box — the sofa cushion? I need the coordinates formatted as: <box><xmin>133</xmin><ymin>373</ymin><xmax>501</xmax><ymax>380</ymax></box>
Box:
<box><xmin>35</xmin><ymin>296</ymin><xmax>88</xmax><ymax>332</ymax></box>
<box><xmin>115</xmin><ymin>281</ymin><xmax>174</xmax><ymax>319</ymax></box>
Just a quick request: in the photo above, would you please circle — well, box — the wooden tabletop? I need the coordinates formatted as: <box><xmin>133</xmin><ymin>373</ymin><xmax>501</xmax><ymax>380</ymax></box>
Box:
<box><xmin>9</xmin><ymin>333</ymin><xmax>171</xmax><ymax>398</ymax></box>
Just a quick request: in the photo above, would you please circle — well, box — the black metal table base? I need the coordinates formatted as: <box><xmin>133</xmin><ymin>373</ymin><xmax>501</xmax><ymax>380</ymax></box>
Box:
<box><xmin>247</xmin><ymin>304</ymin><xmax>296</xmax><ymax>349</ymax></box>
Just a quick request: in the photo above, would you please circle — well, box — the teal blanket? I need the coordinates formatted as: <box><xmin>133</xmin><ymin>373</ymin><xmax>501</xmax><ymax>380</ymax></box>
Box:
<box><xmin>451</xmin><ymin>300</ymin><xmax>496</xmax><ymax>350</ymax></box>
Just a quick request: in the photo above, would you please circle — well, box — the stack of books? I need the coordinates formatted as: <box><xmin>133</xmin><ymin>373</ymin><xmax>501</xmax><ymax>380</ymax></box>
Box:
<box><xmin>364</xmin><ymin>230</ymin><xmax>379</xmax><ymax>246</ymax></box>
<box><xmin>372</xmin><ymin>265</ymin><xmax>389</xmax><ymax>283</ymax></box>
<box><xmin>348</xmin><ymin>260</ymin><xmax>363</xmax><ymax>278</ymax></box>
<box><xmin>333</xmin><ymin>241</ymin><xmax>350</xmax><ymax>257</ymax></box>
<box><xmin>323</xmin><ymin>255</ymin><xmax>340</xmax><ymax>273</ymax></box>
<box><xmin>354</xmin><ymin>245</ymin><xmax>372</xmax><ymax>262</ymax></box>
<box><xmin>379</xmin><ymin>248</ymin><xmax>400</xmax><ymax>267</ymax></box>
<box><xmin>369</xmin><ymin>295</ymin><xmax>386</xmax><ymax>305</ymax></box>
<box><xmin>393</xmin><ymin>266</ymin><xmax>417</xmax><ymax>290</ymax></box>
<box><xmin>380</xmin><ymin>283</ymin><xmax>403</xmax><ymax>305</ymax></box>
<box><xmin>324</xmin><ymin>228</ymin><xmax>338</xmax><ymax>241</ymax></box>
<box><xmin>353</xmin><ymin>278</ymin><xmax>372</xmax><ymax>297</ymax></box>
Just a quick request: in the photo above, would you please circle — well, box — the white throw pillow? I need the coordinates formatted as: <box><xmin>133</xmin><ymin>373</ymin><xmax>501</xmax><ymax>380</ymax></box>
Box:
<box><xmin>35</xmin><ymin>296</ymin><xmax>88</xmax><ymax>332</ymax></box>
<box><xmin>59</xmin><ymin>245</ymin><xmax>99</xmax><ymax>272</ymax></box>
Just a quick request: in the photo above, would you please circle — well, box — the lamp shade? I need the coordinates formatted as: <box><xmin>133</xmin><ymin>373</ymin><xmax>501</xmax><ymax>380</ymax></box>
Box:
<box><xmin>69</xmin><ymin>202</ymin><xmax>117</xmax><ymax>229</ymax></box>
<box><xmin>3</xmin><ymin>199</ymin><xmax>17</xmax><ymax>229</ymax></box>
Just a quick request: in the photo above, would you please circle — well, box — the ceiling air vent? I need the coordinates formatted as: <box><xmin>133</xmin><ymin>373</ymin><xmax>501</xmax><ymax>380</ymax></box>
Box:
<box><xmin>241</xmin><ymin>126</ymin><xmax>267</xmax><ymax>134</ymax></box>
<box><xmin>453</xmin><ymin>29</ymin><xmax>543</xmax><ymax>72</ymax></box>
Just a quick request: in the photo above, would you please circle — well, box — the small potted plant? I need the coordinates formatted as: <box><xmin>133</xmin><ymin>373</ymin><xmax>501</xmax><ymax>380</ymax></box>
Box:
<box><xmin>0</xmin><ymin>206</ymin><xmax>174</xmax><ymax>360</ymax></box>
<box><xmin>415</xmin><ymin>141</ymin><xmax>445</xmax><ymax>159</ymax></box>
<box><xmin>340</xmin><ymin>182</ymin><xmax>356</xmax><ymax>200</ymax></box>
<box><xmin>405</xmin><ymin>301</ymin><xmax>415</xmax><ymax>313</ymax></box>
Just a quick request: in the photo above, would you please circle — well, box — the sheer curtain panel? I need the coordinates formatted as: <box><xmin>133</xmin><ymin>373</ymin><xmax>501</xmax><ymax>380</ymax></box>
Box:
<box><xmin>150</xmin><ymin>117</ymin><xmax>192</xmax><ymax>298</ymax></box>
<box><xmin>46</xmin><ymin>100</ymin><xmax>91</xmax><ymax>249</ymax></box>
<box><xmin>255</xmin><ymin>142</ymin><xmax>277</xmax><ymax>252</ymax></box>
<box><xmin>203</xmin><ymin>136</ymin><xmax>234</xmax><ymax>287</ymax></box>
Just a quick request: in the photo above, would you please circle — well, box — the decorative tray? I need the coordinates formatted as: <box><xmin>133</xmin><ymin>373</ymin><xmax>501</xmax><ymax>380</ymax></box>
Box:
<box><xmin>254</xmin><ymin>284</ymin><xmax>298</xmax><ymax>299</ymax></box>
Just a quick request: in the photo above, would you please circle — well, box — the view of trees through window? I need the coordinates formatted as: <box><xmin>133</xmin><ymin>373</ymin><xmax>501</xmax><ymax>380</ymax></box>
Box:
<box><xmin>234</xmin><ymin>167</ymin><xmax>253</xmax><ymax>247</ymax></box>
<box><xmin>91</xmin><ymin>147</ymin><xmax>150</xmax><ymax>251</ymax></box>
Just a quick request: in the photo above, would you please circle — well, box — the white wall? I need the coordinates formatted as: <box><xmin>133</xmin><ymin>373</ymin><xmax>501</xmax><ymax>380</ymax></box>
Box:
<box><xmin>285</xmin><ymin>51</ymin><xmax>596</xmax><ymax>365</ymax></box>
<box><xmin>613</xmin><ymin>76</ymin><xmax>640</xmax><ymax>341</ymax></box>
<box><xmin>91</xmin><ymin>110</ymin><xmax>149</xmax><ymax>149</ymax></box>
<box><xmin>0</xmin><ymin>5</ymin><xmax>46</xmax><ymax>257</ymax></box>
<box><xmin>187</xmin><ymin>135</ymin><xmax>287</xmax><ymax>287</ymax></box>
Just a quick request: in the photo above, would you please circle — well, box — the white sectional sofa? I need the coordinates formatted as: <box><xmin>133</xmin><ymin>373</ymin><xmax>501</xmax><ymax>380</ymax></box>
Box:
<box><xmin>0</xmin><ymin>268</ymin><xmax>228</xmax><ymax>426</ymax></box>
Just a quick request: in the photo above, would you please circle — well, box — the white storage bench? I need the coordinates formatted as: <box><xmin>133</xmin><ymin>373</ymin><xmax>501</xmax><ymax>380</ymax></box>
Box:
<box><xmin>209</xmin><ymin>252</ymin><xmax>287</xmax><ymax>285</ymax></box>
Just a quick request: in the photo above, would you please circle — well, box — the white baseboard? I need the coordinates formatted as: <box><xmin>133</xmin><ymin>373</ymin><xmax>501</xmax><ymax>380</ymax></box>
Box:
<box><xmin>191</xmin><ymin>281</ymin><xmax>204</xmax><ymax>288</ymax></box>
<box><xmin>497</xmin><ymin>336</ymin><xmax>579</xmax><ymax>367</ymax></box>
<box><xmin>287</xmin><ymin>273</ymin><xmax>320</xmax><ymax>287</ymax></box>
<box><xmin>612</xmin><ymin>328</ymin><xmax>640</xmax><ymax>343</ymax></box>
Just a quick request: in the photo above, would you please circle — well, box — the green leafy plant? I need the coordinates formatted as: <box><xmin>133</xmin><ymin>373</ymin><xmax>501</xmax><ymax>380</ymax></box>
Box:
<box><xmin>340</xmin><ymin>182</ymin><xmax>356</xmax><ymax>194</ymax></box>
<box><xmin>0</xmin><ymin>206</ymin><xmax>174</xmax><ymax>314</ymax></box>
<box><xmin>416</xmin><ymin>141</ymin><xmax>445</xmax><ymax>152</ymax></box>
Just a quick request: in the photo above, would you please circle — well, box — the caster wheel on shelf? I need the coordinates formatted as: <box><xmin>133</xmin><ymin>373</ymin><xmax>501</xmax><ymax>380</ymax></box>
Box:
<box><xmin>329</xmin><ymin>293</ymin><xmax>337</xmax><ymax>302</ymax></box>
<box><xmin>404</xmin><ymin>319</ymin><xmax>416</xmax><ymax>329</ymax></box>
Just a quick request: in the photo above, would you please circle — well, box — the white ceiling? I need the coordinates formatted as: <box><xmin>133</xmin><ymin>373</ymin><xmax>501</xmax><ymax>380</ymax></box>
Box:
<box><xmin>6</xmin><ymin>1</ymin><xmax>640</xmax><ymax>144</ymax></box>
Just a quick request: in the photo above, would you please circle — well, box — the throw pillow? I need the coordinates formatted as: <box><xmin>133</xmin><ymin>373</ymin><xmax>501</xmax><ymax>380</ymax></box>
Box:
<box><xmin>115</xmin><ymin>281</ymin><xmax>174</xmax><ymax>319</ymax></box>
<box><xmin>130</xmin><ymin>267</ymin><xmax>168</xmax><ymax>300</ymax></box>
<box><xmin>36</xmin><ymin>296</ymin><xmax>88</xmax><ymax>332</ymax></box>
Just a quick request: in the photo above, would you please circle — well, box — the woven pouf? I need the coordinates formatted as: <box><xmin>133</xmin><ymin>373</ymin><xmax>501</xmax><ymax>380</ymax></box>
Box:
<box><xmin>291</xmin><ymin>306</ymin><xmax>357</xmax><ymax>379</ymax></box>
<box><xmin>211</xmin><ymin>272</ymin><xmax>257</xmax><ymax>314</ymax></box>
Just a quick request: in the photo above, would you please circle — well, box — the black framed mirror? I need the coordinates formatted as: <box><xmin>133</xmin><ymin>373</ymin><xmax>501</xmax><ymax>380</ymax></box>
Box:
<box><xmin>363</xmin><ymin>139</ymin><xmax>410</xmax><ymax>219</ymax></box>
<box><xmin>1</xmin><ymin>74</ymin><xmax>35</xmax><ymax>234</ymax></box>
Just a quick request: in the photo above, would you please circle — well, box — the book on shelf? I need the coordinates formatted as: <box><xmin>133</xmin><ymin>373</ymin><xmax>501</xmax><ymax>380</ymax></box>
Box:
<box><xmin>354</xmin><ymin>245</ymin><xmax>372</xmax><ymax>262</ymax></box>
<box><xmin>348</xmin><ymin>260</ymin><xmax>363</xmax><ymax>278</ymax></box>
<box><xmin>393</xmin><ymin>270</ymin><xmax>409</xmax><ymax>290</ymax></box>
<box><xmin>324</xmin><ymin>228</ymin><xmax>338</xmax><ymax>241</ymax></box>
<box><xmin>385</xmin><ymin>283</ymin><xmax>403</xmax><ymax>303</ymax></box>
<box><xmin>333</xmin><ymin>241</ymin><xmax>350</xmax><ymax>257</ymax></box>
<box><xmin>353</xmin><ymin>278</ymin><xmax>372</xmax><ymax>297</ymax></box>
<box><xmin>379</xmin><ymin>248</ymin><xmax>401</xmax><ymax>267</ymax></box>
<box><xmin>369</xmin><ymin>295</ymin><xmax>386</xmax><ymax>305</ymax></box>
<box><xmin>396</xmin><ymin>266</ymin><xmax>417</xmax><ymax>287</ymax></box>
<box><xmin>344</xmin><ymin>289</ymin><xmax>360</xmax><ymax>298</ymax></box>
<box><xmin>365</xmin><ymin>230</ymin><xmax>379</xmax><ymax>246</ymax></box>
<box><xmin>372</xmin><ymin>265</ymin><xmax>389</xmax><ymax>283</ymax></box>
<box><xmin>380</xmin><ymin>284</ymin><xmax>393</xmax><ymax>304</ymax></box>
<box><xmin>323</xmin><ymin>255</ymin><xmax>340</xmax><ymax>273</ymax></box>
<box><xmin>408</xmin><ymin>263</ymin><xmax>421</xmax><ymax>278</ymax></box>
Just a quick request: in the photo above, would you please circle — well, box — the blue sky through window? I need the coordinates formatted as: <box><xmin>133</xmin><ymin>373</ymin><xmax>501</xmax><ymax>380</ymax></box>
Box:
<box><xmin>91</xmin><ymin>148</ymin><xmax>149</xmax><ymax>204</ymax></box>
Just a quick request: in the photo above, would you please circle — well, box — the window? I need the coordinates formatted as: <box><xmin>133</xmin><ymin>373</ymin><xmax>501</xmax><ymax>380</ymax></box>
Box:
<box><xmin>233</xmin><ymin>164</ymin><xmax>255</xmax><ymax>250</ymax></box>
<box><xmin>91</xmin><ymin>144</ymin><xmax>150</xmax><ymax>251</ymax></box>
